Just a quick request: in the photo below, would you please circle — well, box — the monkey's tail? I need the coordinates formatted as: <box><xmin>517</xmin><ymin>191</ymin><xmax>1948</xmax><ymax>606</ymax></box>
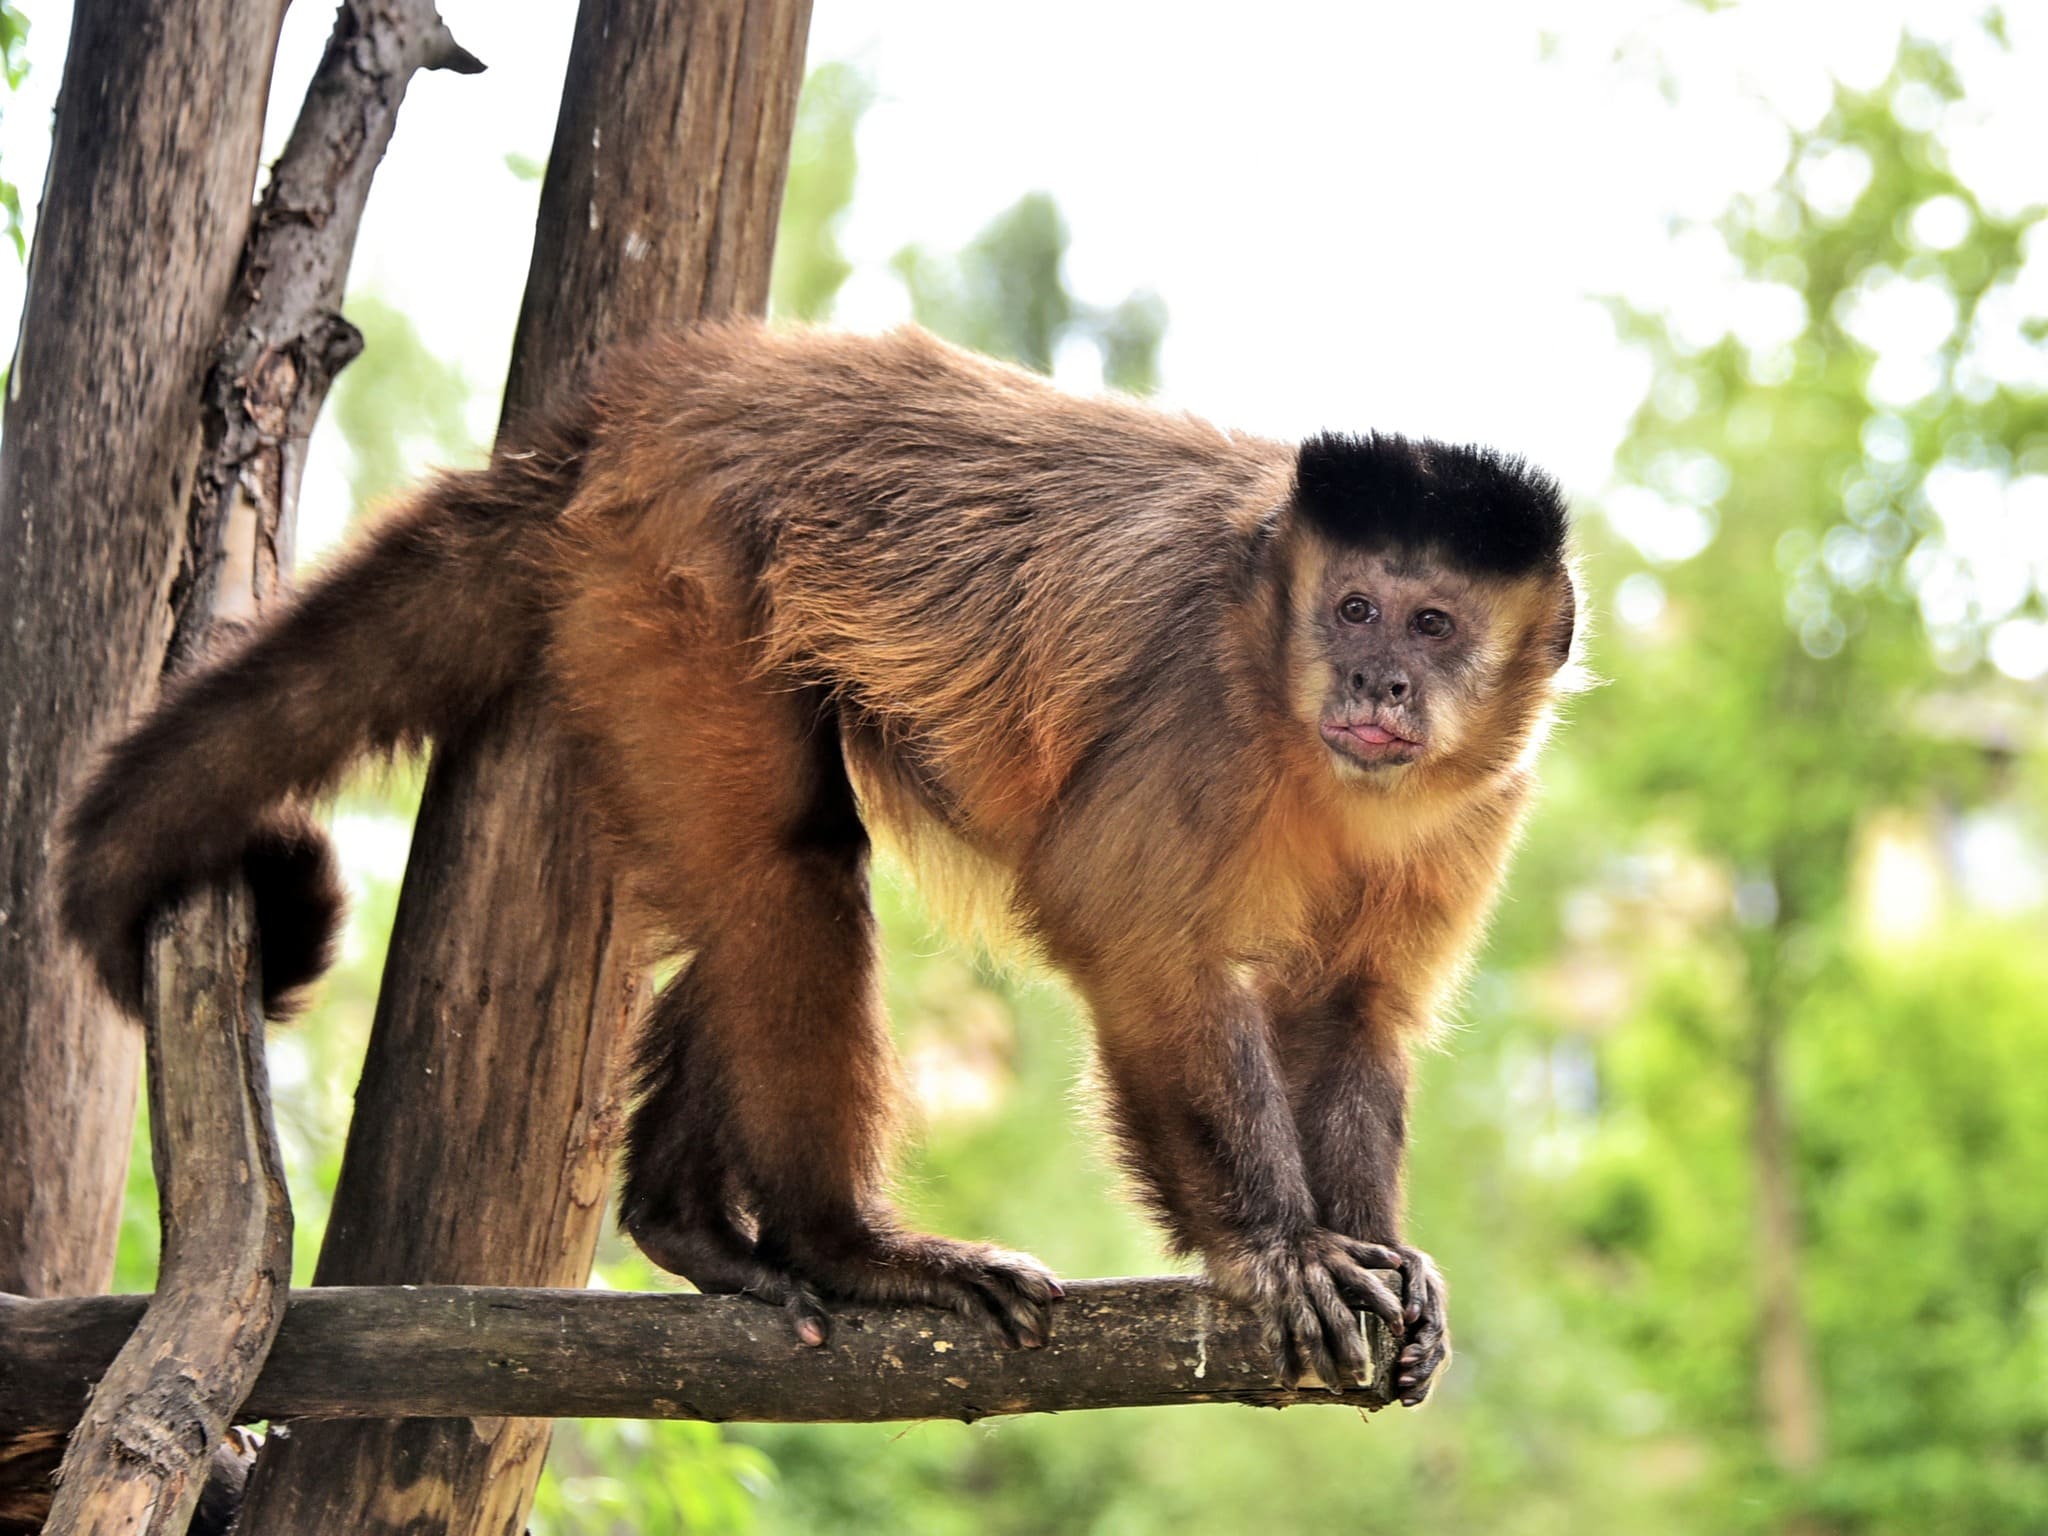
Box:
<box><xmin>56</xmin><ymin>409</ymin><xmax>591</xmax><ymax>1019</ymax></box>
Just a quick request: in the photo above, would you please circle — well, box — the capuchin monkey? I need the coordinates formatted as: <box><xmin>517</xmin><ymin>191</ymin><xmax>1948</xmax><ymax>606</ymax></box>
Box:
<box><xmin>58</xmin><ymin>322</ymin><xmax>1578</xmax><ymax>1403</ymax></box>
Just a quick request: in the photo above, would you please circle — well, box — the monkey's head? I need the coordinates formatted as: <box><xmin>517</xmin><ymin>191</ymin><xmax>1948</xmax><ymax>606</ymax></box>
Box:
<box><xmin>1279</xmin><ymin>432</ymin><xmax>1577</xmax><ymax>787</ymax></box>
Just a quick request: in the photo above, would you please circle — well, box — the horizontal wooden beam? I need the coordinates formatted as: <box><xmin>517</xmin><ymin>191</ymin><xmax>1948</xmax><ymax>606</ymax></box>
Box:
<box><xmin>1</xmin><ymin>1279</ymin><xmax>1393</xmax><ymax>1433</ymax></box>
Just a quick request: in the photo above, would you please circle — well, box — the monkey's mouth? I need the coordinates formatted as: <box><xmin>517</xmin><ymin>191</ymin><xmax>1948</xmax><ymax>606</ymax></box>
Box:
<box><xmin>1320</xmin><ymin>716</ymin><xmax>1424</xmax><ymax>768</ymax></box>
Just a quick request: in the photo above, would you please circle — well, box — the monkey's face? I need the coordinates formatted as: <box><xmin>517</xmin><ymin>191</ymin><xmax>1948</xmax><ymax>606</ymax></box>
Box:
<box><xmin>1278</xmin><ymin>431</ymin><xmax>1576</xmax><ymax>792</ymax></box>
<box><xmin>1290</xmin><ymin>546</ymin><xmax>1540</xmax><ymax>784</ymax></box>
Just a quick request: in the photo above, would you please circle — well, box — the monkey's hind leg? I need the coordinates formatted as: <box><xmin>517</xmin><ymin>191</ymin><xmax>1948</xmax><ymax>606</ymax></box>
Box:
<box><xmin>621</xmin><ymin>967</ymin><xmax>834</xmax><ymax>1344</ymax></box>
<box><xmin>553</xmin><ymin>552</ymin><xmax>1058</xmax><ymax>1348</ymax></box>
<box><xmin>663</xmin><ymin>844</ymin><xmax>1060</xmax><ymax>1349</ymax></box>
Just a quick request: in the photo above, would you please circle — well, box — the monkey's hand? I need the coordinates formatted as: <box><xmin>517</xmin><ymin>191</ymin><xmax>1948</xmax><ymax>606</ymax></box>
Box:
<box><xmin>1211</xmin><ymin>1230</ymin><xmax>1407</xmax><ymax>1392</ymax></box>
<box><xmin>1385</xmin><ymin>1242</ymin><xmax>1450</xmax><ymax>1405</ymax></box>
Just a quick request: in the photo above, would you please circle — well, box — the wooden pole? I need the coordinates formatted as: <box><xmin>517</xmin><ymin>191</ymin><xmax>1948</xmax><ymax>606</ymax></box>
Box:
<box><xmin>234</xmin><ymin>4</ymin><xmax>814</xmax><ymax>1531</ymax></box>
<box><xmin>32</xmin><ymin>7</ymin><xmax>485</xmax><ymax>1531</ymax></box>
<box><xmin>1</xmin><ymin>1279</ymin><xmax>1396</xmax><ymax>1431</ymax></box>
<box><xmin>0</xmin><ymin>1</ymin><xmax>287</xmax><ymax>1520</ymax></box>
<box><xmin>37</xmin><ymin>889</ymin><xmax>287</xmax><ymax>1536</ymax></box>
<box><xmin>0</xmin><ymin>0</ymin><xmax>288</xmax><ymax>1304</ymax></box>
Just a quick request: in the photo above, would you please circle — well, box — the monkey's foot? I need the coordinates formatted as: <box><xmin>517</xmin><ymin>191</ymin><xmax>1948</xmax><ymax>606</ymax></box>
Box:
<box><xmin>1216</xmin><ymin>1229</ymin><xmax>1407</xmax><ymax>1392</ymax></box>
<box><xmin>625</xmin><ymin>1210</ymin><xmax>836</xmax><ymax>1347</ymax></box>
<box><xmin>771</xmin><ymin>1228</ymin><xmax>1066</xmax><ymax>1350</ymax></box>
<box><xmin>1389</xmin><ymin>1242</ymin><xmax>1450</xmax><ymax>1406</ymax></box>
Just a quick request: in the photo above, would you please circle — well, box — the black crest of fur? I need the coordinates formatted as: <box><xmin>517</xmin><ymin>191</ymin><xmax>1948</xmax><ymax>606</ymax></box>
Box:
<box><xmin>1291</xmin><ymin>431</ymin><xmax>1568</xmax><ymax>575</ymax></box>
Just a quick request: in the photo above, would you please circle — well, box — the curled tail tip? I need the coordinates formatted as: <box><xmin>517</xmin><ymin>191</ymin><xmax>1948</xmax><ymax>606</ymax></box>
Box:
<box><xmin>243</xmin><ymin>811</ymin><xmax>347</xmax><ymax>1018</ymax></box>
<box><xmin>55</xmin><ymin>806</ymin><xmax>347</xmax><ymax>1022</ymax></box>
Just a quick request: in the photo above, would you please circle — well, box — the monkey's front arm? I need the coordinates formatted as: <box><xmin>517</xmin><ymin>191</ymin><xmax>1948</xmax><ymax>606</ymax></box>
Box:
<box><xmin>1268</xmin><ymin>979</ymin><xmax>1451</xmax><ymax>1404</ymax></box>
<box><xmin>1083</xmin><ymin>970</ymin><xmax>1444</xmax><ymax>1396</ymax></box>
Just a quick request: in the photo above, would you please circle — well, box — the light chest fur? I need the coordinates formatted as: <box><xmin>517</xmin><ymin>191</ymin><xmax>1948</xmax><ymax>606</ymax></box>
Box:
<box><xmin>1228</xmin><ymin>758</ymin><xmax>1531</xmax><ymax>1029</ymax></box>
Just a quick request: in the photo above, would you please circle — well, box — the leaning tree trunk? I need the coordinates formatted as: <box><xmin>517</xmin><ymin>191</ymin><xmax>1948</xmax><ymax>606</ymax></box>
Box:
<box><xmin>0</xmin><ymin>0</ymin><xmax>289</xmax><ymax>1300</ymax></box>
<box><xmin>234</xmin><ymin>3</ymin><xmax>814</xmax><ymax>1532</ymax></box>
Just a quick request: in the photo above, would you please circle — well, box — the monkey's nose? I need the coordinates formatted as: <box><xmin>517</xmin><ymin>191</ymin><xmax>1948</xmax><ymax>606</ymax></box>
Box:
<box><xmin>1348</xmin><ymin>670</ymin><xmax>1410</xmax><ymax>704</ymax></box>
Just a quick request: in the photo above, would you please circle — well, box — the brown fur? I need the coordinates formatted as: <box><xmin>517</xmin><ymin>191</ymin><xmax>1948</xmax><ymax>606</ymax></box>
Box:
<box><xmin>56</xmin><ymin>320</ymin><xmax>1577</xmax><ymax>1390</ymax></box>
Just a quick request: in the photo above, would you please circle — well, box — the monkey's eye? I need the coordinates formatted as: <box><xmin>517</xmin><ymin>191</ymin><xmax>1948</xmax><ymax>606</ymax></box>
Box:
<box><xmin>1412</xmin><ymin>609</ymin><xmax>1455</xmax><ymax>639</ymax></box>
<box><xmin>1337</xmin><ymin>595</ymin><xmax>1377</xmax><ymax>625</ymax></box>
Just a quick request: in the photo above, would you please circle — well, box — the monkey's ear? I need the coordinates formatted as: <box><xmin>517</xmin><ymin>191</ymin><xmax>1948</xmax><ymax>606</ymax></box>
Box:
<box><xmin>1237</xmin><ymin>504</ymin><xmax>1288</xmax><ymax>581</ymax></box>
<box><xmin>1546</xmin><ymin>572</ymin><xmax>1577</xmax><ymax>672</ymax></box>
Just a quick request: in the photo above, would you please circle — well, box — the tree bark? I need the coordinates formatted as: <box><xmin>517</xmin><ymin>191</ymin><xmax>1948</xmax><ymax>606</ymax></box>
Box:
<box><xmin>25</xmin><ymin>8</ymin><xmax>487</xmax><ymax>1531</ymax></box>
<box><xmin>1</xmin><ymin>1279</ymin><xmax>1397</xmax><ymax>1431</ymax></box>
<box><xmin>36</xmin><ymin>886</ymin><xmax>288</xmax><ymax>1536</ymax></box>
<box><xmin>0</xmin><ymin>0</ymin><xmax>288</xmax><ymax>1303</ymax></box>
<box><xmin>235</xmin><ymin>5</ymin><xmax>814</xmax><ymax>1532</ymax></box>
<box><xmin>166</xmin><ymin>0</ymin><xmax>485</xmax><ymax>673</ymax></box>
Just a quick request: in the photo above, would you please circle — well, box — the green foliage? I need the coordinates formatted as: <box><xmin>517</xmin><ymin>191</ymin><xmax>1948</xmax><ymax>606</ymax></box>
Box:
<box><xmin>1518</xmin><ymin>23</ymin><xmax>2048</xmax><ymax>1532</ymax></box>
<box><xmin>1794</xmin><ymin>940</ymin><xmax>2048</xmax><ymax>1529</ymax></box>
<box><xmin>0</xmin><ymin>1</ymin><xmax>27</xmax><ymax>260</ymax></box>
<box><xmin>895</xmin><ymin>192</ymin><xmax>1167</xmax><ymax>393</ymax></box>
<box><xmin>770</xmin><ymin>61</ymin><xmax>871</xmax><ymax>323</ymax></box>
<box><xmin>329</xmin><ymin>293</ymin><xmax>481</xmax><ymax>509</ymax></box>
<box><xmin>530</xmin><ymin>1420</ymin><xmax>773</xmax><ymax>1536</ymax></box>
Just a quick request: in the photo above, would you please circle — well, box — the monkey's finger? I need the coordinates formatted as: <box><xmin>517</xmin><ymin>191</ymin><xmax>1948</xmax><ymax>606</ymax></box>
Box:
<box><xmin>987</xmin><ymin>1254</ymin><xmax>1066</xmax><ymax>1306</ymax></box>
<box><xmin>1396</xmin><ymin>1322</ymin><xmax>1446</xmax><ymax>1381</ymax></box>
<box><xmin>991</xmin><ymin>1258</ymin><xmax>1061</xmax><ymax>1336</ymax></box>
<box><xmin>923</xmin><ymin>1271</ymin><xmax>1025</xmax><ymax>1350</ymax></box>
<box><xmin>1333</xmin><ymin>1236</ymin><xmax>1405</xmax><ymax>1273</ymax></box>
<box><xmin>1395</xmin><ymin>1273</ymin><xmax>1450</xmax><ymax>1406</ymax></box>
<box><xmin>1397</xmin><ymin>1337</ymin><xmax>1449</xmax><ymax>1406</ymax></box>
<box><xmin>1322</xmin><ymin>1254</ymin><xmax>1405</xmax><ymax>1331</ymax></box>
<box><xmin>1400</xmin><ymin>1276</ymin><xmax>1447</xmax><ymax>1363</ymax></box>
<box><xmin>958</xmin><ymin>1288</ymin><xmax>1026</xmax><ymax>1349</ymax></box>
<box><xmin>1396</xmin><ymin>1244</ymin><xmax>1446</xmax><ymax>1327</ymax></box>
<box><xmin>729</xmin><ymin>1267</ymin><xmax>832</xmax><ymax>1348</ymax></box>
<box><xmin>1275</xmin><ymin>1328</ymin><xmax>1307</xmax><ymax>1392</ymax></box>
<box><xmin>1279</xmin><ymin>1290</ymin><xmax>1342</xmax><ymax>1393</ymax></box>
<box><xmin>1398</xmin><ymin>1371</ymin><xmax>1440</xmax><ymax>1406</ymax></box>
<box><xmin>1252</xmin><ymin>1291</ymin><xmax>1302</xmax><ymax>1388</ymax></box>
<box><xmin>1286</xmin><ymin>1324</ymin><xmax>1340</xmax><ymax>1395</ymax></box>
<box><xmin>935</xmin><ymin>1262</ymin><xmax>1050</xmax><ymax>1350</ymax></box>
<box><xmin>1258</xmin><ymin>1306</ymin><xmax>1296</xmax><ymax>1389</ymax></box>
<box><xmin>1304</xmin><ymin>1265</ymin><xmax>1371</xmax><ymax>1391</ymax></box>
<box><xmin>973</xmin><ymin>1275</ymin><xmax>1053</xmax><ymax>1350</ymax></box>
<box><xmin>991</xmin><ymin>1255</ymin><xmax>1066</xmax><ymax>1345</ymax></box>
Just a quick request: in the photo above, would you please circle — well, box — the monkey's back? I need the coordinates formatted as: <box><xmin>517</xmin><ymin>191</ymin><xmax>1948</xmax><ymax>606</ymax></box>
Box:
<box><xmin>582</xmin><ymin>322</ymin><xmax>1295</xmax><ymax>842</ymax></box>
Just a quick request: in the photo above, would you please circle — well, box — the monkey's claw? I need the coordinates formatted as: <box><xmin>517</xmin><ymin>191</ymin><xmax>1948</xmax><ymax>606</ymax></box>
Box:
<box><xmin>746</xmin><ymin>1271</ymin><xmax>834</xmax><ymax>1348</ymax></box>
<box><xmin>1389</xmin><ymin>1243</ymin><xmax>1450</xmax><ymax>1406</ymax></box>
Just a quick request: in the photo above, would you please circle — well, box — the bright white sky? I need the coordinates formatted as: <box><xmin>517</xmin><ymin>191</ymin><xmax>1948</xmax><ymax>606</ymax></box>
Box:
<box><xmin>0</xmin><ymin>0</ymin><xmax>2043</xmax><ymax>585</ymax></box>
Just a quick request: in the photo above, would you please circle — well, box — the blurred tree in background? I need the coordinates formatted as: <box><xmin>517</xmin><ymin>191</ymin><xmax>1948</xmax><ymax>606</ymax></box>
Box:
<box><xmin>770</xmin><ymin>60</ymin><xmax>871</xmax><ymax>324</ymax></box>
<box><xmin>84</xmin><ymin>18</ymin><xmax>2046</xmax><ymax>1536</ymax></box>
<box><xmin>895</xmin><ymin>191</ymin><xmax>1167</xmax><ymax>394</ymax></box>
<box><xmin>1519</xmin><ymin>30</ymin><xmax>2048</xmax><ymax>1533</ymax></box>
<box><xmin>0</xmin><ymin>1</ymin><xmax>27</xmax><ymax>259</ymax></box>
